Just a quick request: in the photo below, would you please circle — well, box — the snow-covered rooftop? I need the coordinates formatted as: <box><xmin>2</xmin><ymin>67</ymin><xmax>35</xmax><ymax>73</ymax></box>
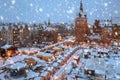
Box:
<box><xmin>95</xmin><ymin>69</ymin><xmax>105</xmax><ymax>75</ymax></box>
<box><xmin>40</xmin><ymin>71</ymin><xmax>49</xmax><ymax>77</ymax></box>
<box><xmin>1</xmin><ymin>44</ymin><xmax>12</xmax><ymax>49</ymax></box>
<box><xmin>37</xmin><ymin>52</ymin><xmax>52</xmax><ymax>57</ymax></box>
<box><xmin>88</xmin><ymin>35</ymin><xmax>101</xmax><ymax>40</ymax></box>
<box><xmin>52</xmin><ymin>62</ymin><xmax>59</xmax><ymax>67</ymax></box>
<box><xmin>8</xmin><ymin>62</ymin><xmax>26</xmax><ymax>69</ymax></box>
<box><xmin>44</xmin><ymin>27</ymin><xmax>57</xmax><ymax>31</ymax></box>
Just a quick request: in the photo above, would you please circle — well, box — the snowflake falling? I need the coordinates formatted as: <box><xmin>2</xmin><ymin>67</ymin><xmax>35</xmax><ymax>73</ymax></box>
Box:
<box><xmin>10</xmin><ymin>6</ymin><xmax>14</xmax><ymax>9</ymax></box>
<box><xmin>109</xmin><ymin>1</ymin><xmax>112</xmax><ymax>4</ymax></box>
<box><xmin>39</xmin><ymin>8</ymin><xmax>43</xmax><ymax>12</ymax></box>
<box><xmin>114</xmin><ymin>10</ymin><xmax>118</xmax><ymax>14</ymax></box>
<box><xmin>46</xmin><ymin>13</ymin><xmax>50</xmax><ymax>18</ymax></box>
<box><xmin>90</xmin><ymin>12</ymin><xmax>93</xmax><ymax>16</ymax></box>
<box><xmin>67</xmin><ymin>7</ymin><xmax>74</xmax><ymax>14</ymax></box>
<box><xmin>3</xmin><ymin>3</ymin><xmax>7</xmax><ymax>7</ymax></box>
<box><xmin>104</xmin><ymin>3</ymin><xmax>108</xmax><ymax>7</ymax></box>
<box><xmin>0</xmin><ymin>16</ymin><xmax>4</xmax><ymax>20</ymax></box>
<box><xmin>16</xmin><ymin>16</ymin><xmax>20</xmax><ymax>20</ymax></box>
<box><xmin>35</xmin><ymin>7</ymin><xmax>43</xmax><ymax>13</ymax></box>
<box><xmin>30</xmin><ymin>3</ymin><xmax>33</xmax><ymax>7</ymax></box>
<box><xmin>11</xmin><ymin>0</ymin><xmax>16</xmax><ymax>5</ymax></box>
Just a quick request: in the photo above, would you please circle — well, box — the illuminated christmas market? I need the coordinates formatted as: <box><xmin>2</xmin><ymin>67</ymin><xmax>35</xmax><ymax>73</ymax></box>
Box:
<box><xmin>0</xmin><ymin>0</ymin><xmax>120</xmax><ymax>80</ymax></box>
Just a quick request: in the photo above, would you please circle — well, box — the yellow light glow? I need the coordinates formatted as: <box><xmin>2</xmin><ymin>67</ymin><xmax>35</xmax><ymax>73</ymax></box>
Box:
<box><xmin>7</xmin><ymin>50</ymin><xmax>13</xmax><ymax>56</ymax></box>
<box><xmin>57</xmin><ymin>36</ymin><xmax>62</xmax><ymax>41</ymax></box>
<box><xmin>54</xmin><ymin>76</ymin><xmax>58</xmax><ymax>80</ymax></box>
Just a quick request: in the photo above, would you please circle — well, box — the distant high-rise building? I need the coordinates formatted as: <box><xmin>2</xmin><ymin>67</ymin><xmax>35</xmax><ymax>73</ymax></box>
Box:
<box><xmin>23</xmin><ymin>25</ymin><xmax>30</xmax><ymax>46</ymax></box>
<box><xmin>19</xmin><ymin>25</ymin><xmax>24</xmax><ymax>46</ymax></box>
<box><xmin>7</xmin><ymin>25</ymin><xmax>13</xmax><ymax>44</ymax></box>
<box><xmin>13</xmin><ymin>25</ymin><xmax>20</xmax><ymax>47</ymax></box>
<box><xmin>75</xmin><ymin>0</ymin><xmax>90</xmax><ymax>42</ymax></box>
<box><xmin>0</xmin><ymin>26</ymin><xmax>7</xmax><ymax>44</ymax></box>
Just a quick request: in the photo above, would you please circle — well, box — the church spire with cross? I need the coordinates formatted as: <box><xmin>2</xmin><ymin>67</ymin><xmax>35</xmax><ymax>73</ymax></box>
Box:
<box><xmin>80</xmin><ymin>0</ymin><xmax>83</xmax><ymax>12</ymax></box>
<box><xmin>79</xmin><ymin>0</ymin><xmax>86</xmax><ymax>18</ymax></box>
<box><xmin>48</xmin><ymin>18</ymin><xmax>51</xmax><ymax>27</ymax></box>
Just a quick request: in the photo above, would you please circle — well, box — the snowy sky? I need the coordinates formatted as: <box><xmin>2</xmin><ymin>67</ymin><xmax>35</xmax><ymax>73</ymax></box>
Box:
<box><xmin>0</xmin><ymin>0</ymin><xmax>120</xmax><ymax>24</ymax></box>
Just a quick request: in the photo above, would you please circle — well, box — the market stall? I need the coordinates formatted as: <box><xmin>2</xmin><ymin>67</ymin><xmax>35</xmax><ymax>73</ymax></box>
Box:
<box><xmin>0</xmin><ymin>44</ymin><xmax>18</xmax><ymax>57</ymax></box>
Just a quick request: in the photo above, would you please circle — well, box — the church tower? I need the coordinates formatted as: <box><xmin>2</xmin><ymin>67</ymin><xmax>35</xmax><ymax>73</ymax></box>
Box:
<box><xmin>75</xmin><ymin>0</ymin><xmax>90</xmax><ymax>42</ymax></box>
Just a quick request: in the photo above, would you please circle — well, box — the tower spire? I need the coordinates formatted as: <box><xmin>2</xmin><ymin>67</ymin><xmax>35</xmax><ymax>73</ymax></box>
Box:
<box><xmin>48</xmin><ymin>18</ymin><xmax>51</xmax><ymax>26</ymax></box>
<box><xmin>79</xmin><ymin>0</ymin><xmax>86</xmax><ymax>18</ymax></box>
<box><xmin>80</xmin><ymin>0</ymin><xmax>83</xmax><ymax>12</ymax></box>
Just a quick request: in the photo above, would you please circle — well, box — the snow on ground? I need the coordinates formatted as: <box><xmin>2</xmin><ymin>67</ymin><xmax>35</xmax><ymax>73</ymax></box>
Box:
<box><xmin>0</xmin><ymin>54</ymin><xmax>46</xmax><ymax>68</ymax></box>
<box><xmin>0</xmin><ymin>55</ymin><xmax>26</xmax><ymax>68</ymax></box>
<box><xmin>0</xmin><ymin>41</ymin><xmax>120</xmax><ymax>80</ymax></box>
